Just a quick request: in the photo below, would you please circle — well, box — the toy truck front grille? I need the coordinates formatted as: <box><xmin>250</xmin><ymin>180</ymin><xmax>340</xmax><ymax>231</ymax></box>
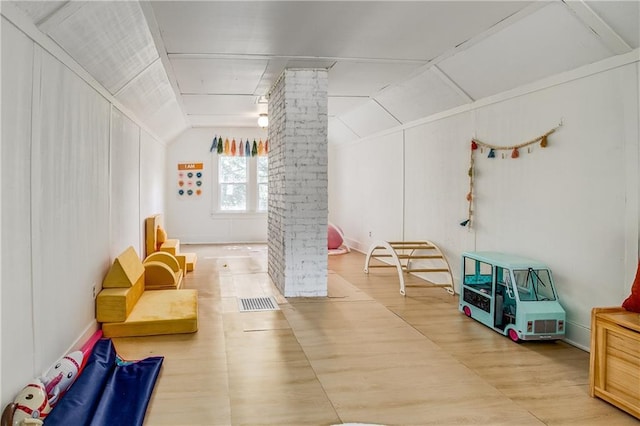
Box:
<box><xmin>534</xmin><ymin>319</ymin><xmax>557</xmax><ymax>333</ymax></box>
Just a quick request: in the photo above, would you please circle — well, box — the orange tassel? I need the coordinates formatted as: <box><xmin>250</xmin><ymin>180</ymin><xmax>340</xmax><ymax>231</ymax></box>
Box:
<box><xmin>511</xmin><ymin>148</ymin><xmax>519</xmax><ymax>158</ymax></box>
<box><xmin>265</xmin><ymin>139</ymin><xmax>269</xmax><ymax>154</ymax></box>
<box><xmin>540</xmin><ymin>136</ymin><xmax>548</xmax><ymax>148</ymax></box>
<box><xmin>231</xmin><ymin>139</ymin><xmax>237</xmax><ymax>156</ymax></box>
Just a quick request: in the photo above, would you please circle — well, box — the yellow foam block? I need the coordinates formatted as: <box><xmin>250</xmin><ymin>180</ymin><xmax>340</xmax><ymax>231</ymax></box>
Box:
<box><xmin>96</xmin><ymin>278</ymin><xmax>144</xmax><ymax>323</ymax></box>
<box><xmin>144</xmin><ymin>251</ymin><xmax>181</xmax><ymax>273</ymax></box>
<box><xmin>101</xmin><ymin>289</ymin><xmax>198</xmax><ymax>338</ymax></box>
<box><xmin>143</xmin><ymin>261</ymin><xmax>183</xmax><ymax>290</ymax></box>
<box><xmin>183</xmin><ymin>252</ymin><xmax>197</xmax><ymax>272</ymax></box>
<box><xmin>160</xmin><ymin>239</ymin><xmax>179</xmax><ymax>256</ymax></box>
<box><xmin>175</xmin><ymin>254</ymin><xmax>187</xmax><ymax>273</ymax></box>
<box><xmin>103</xmin><ymin>246</ymin><xmax>144</xmax><ymax>288</ymax></box>
<box><xmin>145</xmin><ymin>215</ymin><xmax>162</xmax><ymax>257</ymax></box>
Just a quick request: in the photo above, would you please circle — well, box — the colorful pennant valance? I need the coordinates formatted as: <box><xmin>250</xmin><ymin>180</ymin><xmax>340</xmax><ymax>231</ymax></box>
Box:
<box><xmin>209</xmin><ymin>136</ymin><xmax>268</xmax><ymax>157</ymax></box>
<box><xmin>461</xmin><ymin>122</ymin><xmax>562</xmax><ymax>228</ymax></box>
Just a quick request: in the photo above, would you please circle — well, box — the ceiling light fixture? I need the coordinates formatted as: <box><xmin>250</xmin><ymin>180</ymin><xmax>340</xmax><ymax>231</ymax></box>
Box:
<box><xmin>258</xmin><ymin>113</ymin><xmax>269</xmax><ymax>128</ymax></box>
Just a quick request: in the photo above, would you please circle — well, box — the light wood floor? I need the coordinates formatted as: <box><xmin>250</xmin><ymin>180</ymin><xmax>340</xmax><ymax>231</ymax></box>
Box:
<box><xmin>111</xmin><ymin>244</ymin><xmax>638</xmax><ymax>425</ymax></box>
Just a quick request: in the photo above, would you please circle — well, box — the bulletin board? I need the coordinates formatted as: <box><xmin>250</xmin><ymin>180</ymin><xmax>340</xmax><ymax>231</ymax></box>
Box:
<box><xmin>177</xmin><ymin>163</ymin><xmax>203</xmax><ymax>197</ymax></box>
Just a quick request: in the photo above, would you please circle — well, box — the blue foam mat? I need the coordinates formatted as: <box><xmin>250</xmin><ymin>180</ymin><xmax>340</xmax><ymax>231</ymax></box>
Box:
<box><xmin>45</xmin><ymin>339</ymin><xmax>163</xmax><ymax>426</ymax></box>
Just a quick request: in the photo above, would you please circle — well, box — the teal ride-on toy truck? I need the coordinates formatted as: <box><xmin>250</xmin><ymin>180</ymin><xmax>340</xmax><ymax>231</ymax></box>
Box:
<box><xmin>459</xmin><ymin>252</ymin><xmax>566</xmax><ymax>342</ymax></box>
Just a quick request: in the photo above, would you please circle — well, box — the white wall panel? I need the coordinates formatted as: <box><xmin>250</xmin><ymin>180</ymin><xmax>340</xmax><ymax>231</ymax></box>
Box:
<box><xmin>110</xmin><ymin>108</ymin><xmax>141</xmax><ymax>258</ymax></box>
<box><xmin>328</xmin><ymin>132</ymin><xmax>404</xmax><ymax>252</ymax></box>
<box><xmin>403</xmin><ymin>114</ymin><xmax>475</xmax><ymax>290</ymax></box>
<box><xmin>1</xmin><ymin>18</ymin><xmax>35</xmax><ymax>404</ymax></box>
<box><xmin>166</xmin><ymin>128</ymin><xmax>268</xmax><ymax>243</ymax></box>
<box><xmin>331</xmin><ymin>62</ymin><xmax>639</xmax><ymax>349</ymax></box>
<box><xmin>31</xmin><ymin>50</ymin><xmax>110</xmax><ymax>373</ymax></box>
<box><xmin>140</xmin><ymin>129</ymin><xmax>166</xmax><ymax>252</ymax></box>
<box><xmin>472</xmin><ymin>65</ymin><xmax>637</xmax><ymax>339</ymax></box>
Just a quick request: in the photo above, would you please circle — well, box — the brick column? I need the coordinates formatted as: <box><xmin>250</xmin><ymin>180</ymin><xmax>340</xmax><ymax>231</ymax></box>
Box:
<box><xmin>267</xmin><ymin>69</ymin><xmax>328</xmax><ymax>297</ymax></box>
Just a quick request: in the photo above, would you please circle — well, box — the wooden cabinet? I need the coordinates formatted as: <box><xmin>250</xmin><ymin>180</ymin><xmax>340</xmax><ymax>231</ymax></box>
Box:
<box><xmin>590</xmin><ymin>307</ymin><xmax>640</xmax><ymax>419</ymax></box>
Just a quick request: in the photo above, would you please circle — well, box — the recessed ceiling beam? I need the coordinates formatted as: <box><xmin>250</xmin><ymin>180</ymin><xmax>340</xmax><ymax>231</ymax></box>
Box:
<box><xmin>139</xmin><ymin>1</ymin><xmax>189</xmax><ymax>124</ymax></box>
<box><xmin>36</xmin><ymin>1</ymin><xmax>86</xmax><ymax>33</ymax></box>
<box><xmin>561</xmin><ymin>0</ymin><xmax>632</xmax><ymax>55</ymax></box>
<box><xmin>167</xmin><ymin>53</ymin><xmax>428</xmax><ymax>65</ymax></box>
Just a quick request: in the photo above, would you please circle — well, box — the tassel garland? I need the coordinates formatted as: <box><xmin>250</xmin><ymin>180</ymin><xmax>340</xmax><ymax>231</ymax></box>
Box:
<box><xmin>211</xmin><ymin>135</ymin><xmax>269</xmax><ymax>157</ymax></box>
<box><xmin>460</xmin><ymin>122</ymin><xmax>562</xmax><ymax>229</ymax></box>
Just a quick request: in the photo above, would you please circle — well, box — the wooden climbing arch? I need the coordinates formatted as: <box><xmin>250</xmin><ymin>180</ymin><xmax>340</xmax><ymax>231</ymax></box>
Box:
<box><xmin>364</xmin><ymin>240</ymin><xmax>455</xmax><ymax>296</ymax></box>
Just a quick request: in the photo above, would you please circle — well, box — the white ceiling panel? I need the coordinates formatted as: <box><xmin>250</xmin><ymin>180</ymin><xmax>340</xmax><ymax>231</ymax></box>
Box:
<box><xmin>151</xmin><ymin>1</ymin><xmax>532</xmax><ymax>60</ymax></box>
<box><xmin>170</xmin><ymin>57</ymin><xmax>268</xmax><ymax>94</ymax></box>
<box><xmin>183</xmin><ymin>95</ymin><xmax>265</xmax><ymax>116</ymax></box>
<box><xmin>586</xmin><ymin>0</ymin><xmax>640</xmax><ymax>49</ymax></box>
<box><xmin>188</xmin><ymin>115</ymin><xmax>261</xmax><ymax>128</ymax></box>
<box><xmin>438</xmin><ymin>2</ymin><xmax>614</xmax><ymax>101</ymax></box>
<box><xmin>328</xmin><ymin>61</ymin><xmax>425</xmax><ymax>97</ymax></box>
<box><xmin>258</xmin><ymin>58</ymin><xmax>336</xmax><ymax>95</ymax></box>
<box><xmin>328</xmin><ymin>97</ymin><xmax>369</xmax><ymax>117</ymax></box>
<box><xmin>115</xmin><ymin>60</ymin><xmax>176</xmax><ymax>122</ymax></box>
<box><xmin>45</xmin><ymin>1</ymin><xmax>158</xmax><ymax>94</ymax></box>
<box><xmin>10</xmin><ymin>1</ymin><xmax>67</xmax><ymax>23</ymax></box>
<box><xmin>375</xmin><ymin>68</ymin><xmax>469</xmax><ymax>124</ymax></box>
<box><xmin>143</xmin><ymin>101</ymin><xmax>188</xmax><ymax>144</ymax></box>
<box><xmin>340</xmin><ymin>100</ymin><xmax>402</xmax><ymax>138</ymax></box>
<box><xmin>328</xmin><ymin>117</ymin><xmax>360</xmax><ymax>145</ymax></box>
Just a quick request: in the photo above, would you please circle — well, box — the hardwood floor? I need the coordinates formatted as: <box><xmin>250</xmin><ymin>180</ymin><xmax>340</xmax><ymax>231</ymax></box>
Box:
<box><xmin>111</xmin><ymin>244</ymin><xmax>638</xmax><ymax>425</ymax></box>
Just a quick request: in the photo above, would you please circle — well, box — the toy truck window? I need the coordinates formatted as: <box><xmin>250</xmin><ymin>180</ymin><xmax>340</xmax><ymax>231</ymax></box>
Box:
<box><xmin>463</xmin><ymin>257</ymin><xmax>492</xmax><ymax>293</ymax></box>
<box><xmin>513</xmin><ymin>268</ymin><xmax>556</xmax><ymax>301</ymax></box>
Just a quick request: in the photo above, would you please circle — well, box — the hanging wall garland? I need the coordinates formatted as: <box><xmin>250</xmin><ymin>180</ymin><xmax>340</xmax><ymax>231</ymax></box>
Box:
<box><xmin>461</xmin><ymin>122</ymin><xmax>562</xmax><ymax>228</ymax></box>
<box><xmin>209</xmin><ymin>135</ymin><xmax>268</xmax><ymax>157</ymax></box>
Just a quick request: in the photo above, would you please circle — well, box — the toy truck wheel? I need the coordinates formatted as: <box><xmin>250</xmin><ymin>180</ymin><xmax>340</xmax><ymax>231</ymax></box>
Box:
<box><xmin>508</xmin><ymin>329</ymin><xmax>520</xmax><ymax>343</ymax></box>
<box><xmin>463</xmin><ymin>306</ymin><xmax>472</xmax><ymax>317</ymax></box>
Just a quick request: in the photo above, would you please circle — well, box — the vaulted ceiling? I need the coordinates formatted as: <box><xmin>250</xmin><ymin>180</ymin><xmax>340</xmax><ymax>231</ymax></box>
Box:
<box><xmin>9</xmin><ymin>1</ymin><xmax>640</xmax><ymax>144</ymax></box>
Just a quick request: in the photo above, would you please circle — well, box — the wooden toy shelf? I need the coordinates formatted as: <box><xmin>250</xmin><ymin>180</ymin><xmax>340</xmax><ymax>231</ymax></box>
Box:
<box><xmin>589</xmin><ymin>306</ymin><xmax>640</xmax><ymax>420</ymax></box>
<box><xmin>364</xmin><ymin>240</ymin><xmax>455</xmax><ymax>296</ymax></box>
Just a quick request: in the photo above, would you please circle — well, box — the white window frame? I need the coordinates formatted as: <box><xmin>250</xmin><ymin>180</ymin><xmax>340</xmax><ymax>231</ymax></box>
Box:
<box><xmin>212</xmin><ymin>154</ymin><xmax>267</xmax><ymax>215</ymax></box>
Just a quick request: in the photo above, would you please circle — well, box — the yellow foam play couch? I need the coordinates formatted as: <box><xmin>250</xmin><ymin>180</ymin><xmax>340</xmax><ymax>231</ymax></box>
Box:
<box><xmin>97</xmin><ymin>246</ymin><xmax>198</xmax><ymax>338</ymax></box>
<box><xmin>145</xmin><ymin>214</ymin><xmax>197</xmax><ymax>272</ymax></box>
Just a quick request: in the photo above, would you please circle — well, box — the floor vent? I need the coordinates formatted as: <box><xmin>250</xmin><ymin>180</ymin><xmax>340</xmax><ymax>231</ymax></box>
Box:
<box><xmin>238</xmin><ymin>296</ymin><xmax>280</xmax><ymax>312</ymax></box>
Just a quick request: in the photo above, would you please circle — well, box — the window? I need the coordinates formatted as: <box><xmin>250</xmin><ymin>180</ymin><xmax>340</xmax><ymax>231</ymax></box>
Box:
<box><xmin>218</xmin><ymin>157</ymin><xmax>247</xmax><ymax>210</ymax></box>
<box><xmin>216</xmin><ymin>155</ymin><xmax>267</xmax><ymax>213</ymax></box>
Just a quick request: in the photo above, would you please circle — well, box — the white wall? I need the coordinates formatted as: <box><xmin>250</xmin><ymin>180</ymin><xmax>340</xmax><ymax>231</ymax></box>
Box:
<box><xmin>110</xmin><ymin>108</ymin><xmax>142</xmax><ymax>257</ymax></box>
<box><xmin>1</xmin><ymin>17</ymin><xmax>166</xmax><ymax>406</ymax></box>
<box><xmin>329</xmin><ymin>58</ymin><xmax>639</xmax><ymax>350</ymax></box>
<box><xmin>166</xmin><ymin>127</ymin><xmax>268</xmax><ymax>243</ymax></box>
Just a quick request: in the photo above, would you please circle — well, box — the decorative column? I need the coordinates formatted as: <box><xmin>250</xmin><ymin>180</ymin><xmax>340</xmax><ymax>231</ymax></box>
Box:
<box><xmin>267</xmin><ymin>69</ymin><xmax>328</xmax><ymax>297</ymax></box>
